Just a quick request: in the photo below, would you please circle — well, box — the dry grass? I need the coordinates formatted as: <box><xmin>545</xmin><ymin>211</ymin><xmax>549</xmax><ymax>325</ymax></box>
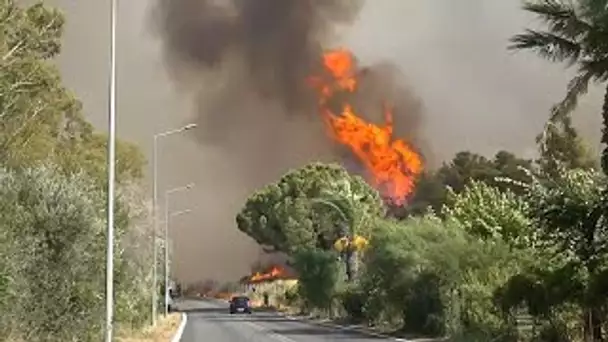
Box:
<box><xmin>117</xmin><ymin>314</ymin><xmax>182</xmax><ymax>342</ymax></box>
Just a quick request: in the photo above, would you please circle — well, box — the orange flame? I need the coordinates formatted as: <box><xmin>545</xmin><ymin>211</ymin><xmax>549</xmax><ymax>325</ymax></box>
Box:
<box><xmin>308</xmin><ymin>49</ymin><xmax>423</xmax><ymax>205</ymax></box>
<box><xmin>249</xmin><ymin>266</ymin><xmax>286</xmax><ymax>283</ymax></box>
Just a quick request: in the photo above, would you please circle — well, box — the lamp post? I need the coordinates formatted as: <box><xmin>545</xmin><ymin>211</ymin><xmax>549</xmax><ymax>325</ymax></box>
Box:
<box><xmin>164</xmin><ymin>183</ymin><xmax>194</xmax><ymax>316</ymax></box>
<box><xmin>151</xmin><ymin>123</ymin><xmax>196</xmax><ymax>326</ymax></box>
<box><xmin>158</xmin><ymin>209</ymin><xmax>192</xmax><ymax>226</ymax></box>
<box><xmin>158</xmin><ymin>208</ymin><xmax>191</xmax><ymax>308</ymax></box>
<box><xmin>105</xmin><ymin>0</ymin><xmax>117</xmax><ymax>340</ymax></box>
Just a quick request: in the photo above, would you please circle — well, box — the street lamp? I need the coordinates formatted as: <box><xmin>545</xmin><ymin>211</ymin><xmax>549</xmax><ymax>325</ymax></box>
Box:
<box><xmin>158</xmin><ymin>209</ymin><xmax>192</xmax><ymax>225</ymax></box>
<box><xmin>164</xmin><ymin>183</ymin><xmax>194</xmax><ymax>315</ymax></box>
<box><xmin>105</xmin><ymin>0</ymin><xmax>117</xmax><ymax>340</ymax></box>
<box><xmin>151</xmin><ymin>123</ymin><xmax>196</xmax><ymax>326</ymax></box>
<box><xmin>159</xmin><ymin>208</ymin><xmax>191</xmax><ymax>308</ymax></box>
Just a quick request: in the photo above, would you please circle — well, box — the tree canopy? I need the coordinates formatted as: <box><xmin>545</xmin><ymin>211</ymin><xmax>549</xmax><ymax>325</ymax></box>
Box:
<box><xmin>236</xmin><ymin>162</ymin><xmax>385</xmax><ymax>254</ymax></box>
<box><xmin>0</xmin><ymin>0</ymin><xmax>145</xmax><ymax>184</ymax></box>
<box><xmin>444</xmin><ymin>181</ymin><xmax>532</xmax><ymax>248</ymax></box>
<box><xmin>405</xmin><ymin>150</ymin><xmax>533</xmax><ymax>216</ymax></box>
<box><xmin>0</xmin><ymin>2</ymin><xmax>152</xmax><ymax>340</ymax></box>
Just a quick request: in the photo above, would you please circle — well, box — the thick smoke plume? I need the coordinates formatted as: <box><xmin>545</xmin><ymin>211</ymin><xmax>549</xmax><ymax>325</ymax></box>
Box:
<box><xmin>155</xmin><ymin>0</ymin><xmax>361</xmax><ymax>110</ymax></box>
<box><xmin>152</xmin><ymin>0</ymin><xmax>425</xmax><ymax>158</ymax></box>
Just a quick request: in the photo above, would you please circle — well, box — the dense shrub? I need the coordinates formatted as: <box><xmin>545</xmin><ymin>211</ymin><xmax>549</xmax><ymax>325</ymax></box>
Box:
<box><xmin>358</xmin><ymin>215</ymin><xmax>527</xmax><ymax>339</ymax></box>
<box><xmin>339</xmin><ymin>284</ymin><xmax>366</xmax><ymax>322</ymax></box>
<box><xmin>292</xmin><ymin>247</ymin><xmax>342</xmax><ymax>312</ymax></box>
<box><xmin>0</xmin><ymin>166</ymin><xmax>152</xmax><ymax>341</ymax></box>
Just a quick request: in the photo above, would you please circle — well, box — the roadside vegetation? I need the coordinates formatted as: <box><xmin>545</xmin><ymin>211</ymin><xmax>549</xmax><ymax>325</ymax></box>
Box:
<box><xmin>234</xmin><ymin>2</ymin><xmax>608</xmax><ymax>341</ymax></box>
<box><xmin>235</xmin><ymin>129</ymin><xmax>607</xmax><ymax>342</ymax></box>
<box><xmin>0</xmin><ymin>1</ymin><xmax>163</xmax><ymax>341</ymax></box>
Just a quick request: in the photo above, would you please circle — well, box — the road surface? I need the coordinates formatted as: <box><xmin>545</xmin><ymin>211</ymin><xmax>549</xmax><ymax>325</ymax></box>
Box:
<box><xmin>176</xmin><ymin>299</ymin><xmax>392</xmax><ymax>342</ymax></box>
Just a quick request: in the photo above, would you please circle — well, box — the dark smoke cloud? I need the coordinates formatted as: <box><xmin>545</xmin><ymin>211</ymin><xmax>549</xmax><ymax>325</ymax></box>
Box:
<box><xmin>153</xmin><ymin>0</ymin><xmax>362</xmax><ymax>111</ymax></box>
<box><xmin>152</xmin><ymin>0</ymin><xmax>427</xmax><ymax>169</ymax></box>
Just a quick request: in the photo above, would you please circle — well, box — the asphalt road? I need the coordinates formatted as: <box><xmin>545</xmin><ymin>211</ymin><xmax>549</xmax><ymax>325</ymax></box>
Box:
<box><xmin>176</xmin><ymin>299</ymin><xmax>392</xmax><ymax>342</ymax></box>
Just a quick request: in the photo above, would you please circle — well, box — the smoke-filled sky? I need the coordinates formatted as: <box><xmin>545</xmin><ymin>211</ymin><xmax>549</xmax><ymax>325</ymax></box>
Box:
<box><xmin>50</xmin><ymin>0</ymin><xmax>602</xmax><ymax>283</ymax></box>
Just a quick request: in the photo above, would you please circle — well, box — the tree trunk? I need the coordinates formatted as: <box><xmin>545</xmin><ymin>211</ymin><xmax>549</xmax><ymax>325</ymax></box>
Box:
<box><xmin>592</xmin><ymin>307</ymin><xmax>603</xmax><ymax>342</ymax></box>
<box><xmin>600</xmin><ymin>82</ymin><xmax>608</xmax><ymax>174</ymax></box>
<box><xmin>583</xmin><ymin>211</ymin><xmax>604</xmax><ymax>341</ymax></box>
<box><xmin>344</xmin><ymin>246</ymin><xmax>358</xmax><ymax>282</ymax></box>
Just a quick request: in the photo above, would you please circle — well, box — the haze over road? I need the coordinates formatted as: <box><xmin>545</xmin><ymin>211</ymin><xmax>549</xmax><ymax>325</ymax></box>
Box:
<box><xmin>177</xmin><ymin>299</ymin><xmax>393</xmax><ymax>342</ymax></box>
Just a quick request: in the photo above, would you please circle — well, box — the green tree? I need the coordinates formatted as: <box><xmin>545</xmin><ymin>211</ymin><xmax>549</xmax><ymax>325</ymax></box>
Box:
<box><xmin>0</xmin><ymin>166</ymin><xmax>106</xmax><ymax>340</ymax></box>
<box><xmin>0</xmin><ymin>0</ymin><xmax>145</xmax><ymax>183</ymax></box>
<box><xmin>444</xmin><ymin>181</ymin><xmax>532</xmax><ymax>248</ymax></box>
<box><xmin>406</xmin><ymin>151</ymin><xmax>532</xmax><ymax>216</ymax></box>
<box><xmin>361</xmin><ymin>215</ymin><xmax>526</xmax><ymax>339</ymax></box>
<box><xmin>311</xmin><ymin>184</ymin><xmax>373</xmax><ymax>282</ymax></box>
<box><xmin>292</xmin><ymin>247</ymin><xmax>341</xmax><ymax>312</ymax></box>
<box><xmin>0</xmin><ymin>166</ymin><xmax>154</xmax><ymax>340</ymax></box>
<box><xmin>509</xmin><ymin>0</ymin><xmax>608</xmax><ymax>173</ymax></box>
<box><xmin>0</xmin><ymin>3</ymin><xmax>152</xmax><ymax>339</ymax></box>
<box><xmin>361</xmin><ymin>216</ymin><xmax>471</xmax><ymax>336</ymax></box>
<box><xmin>525</xmin><ymin>168</ymin><xmax>608</xmax><ymax>340</ymax></box>
<box><xmin>536</xmin><ymin>115</ymin><xmax>597</xmax><ymax>178</ymax></box>
<box><xmin>236</xmin><ymin>162</ymin><xmax>384</xmax><ymax>254</ymax></box>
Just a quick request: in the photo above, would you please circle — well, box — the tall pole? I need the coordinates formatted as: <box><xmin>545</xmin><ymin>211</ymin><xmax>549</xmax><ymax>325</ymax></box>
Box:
<box><xmin>105</xmin><ymin>0</ymin><xmax>117</xmax><ymax>339</ymax></box>
<box><xmin>159</xmin><ymin>208</ymin><xmax>190</xmax><ymax>312</ymax></box>
<box><xmin>151</xmin><ymin>136</ymin><xmax>159</xmax><ymax>326</ymax></box>
<box><xmin>150</xmin><ymin>124</ymin><xmax>196</xmax><ymax>325</ymax></box>
<box><xmin>164</xmin><ymin>194</ymin><xmax>170</xmax><ymax>316</ymax></box>
<box><xmin>162</xmin><ymin>184</ymin><xmax>193</xmax><ymax>316</ymax></box>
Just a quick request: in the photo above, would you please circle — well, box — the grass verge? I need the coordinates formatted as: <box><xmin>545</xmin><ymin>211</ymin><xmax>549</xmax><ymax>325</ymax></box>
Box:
<box><xmin>117</xmin><ymin>314</ymin><xmax>182</xmax><ymax>342</ymax></box>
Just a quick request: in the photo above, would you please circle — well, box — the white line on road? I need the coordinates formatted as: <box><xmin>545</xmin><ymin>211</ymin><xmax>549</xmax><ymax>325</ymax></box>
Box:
<box><xmin>244</xmin><ymin>321</ymin><xmax>297</xmax><ymax>342</ymax></box>
<box><xmin>171</xmin><ymin>313</ymin><xmax>188</xmax><ymax>342</ymax></box>
<box><xmin>275</xmin><ymin>311</ymin><xmax>410</xmax><ymax>341</ymax></box>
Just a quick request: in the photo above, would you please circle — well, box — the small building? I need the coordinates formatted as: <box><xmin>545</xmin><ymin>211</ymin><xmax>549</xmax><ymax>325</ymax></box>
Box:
<box><xmin>238</xmin><ymin>264</ymin><xmax>298</xmax><ymax>307</ymax></box>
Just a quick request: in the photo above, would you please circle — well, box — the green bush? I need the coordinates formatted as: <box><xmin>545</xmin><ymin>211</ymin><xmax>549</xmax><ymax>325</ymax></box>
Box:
<box><xmin>0</xmin><ymin>167</ymin><xmax>106</xmax><ymax>341</ymax></box>
<box><xmin>339</xmin><ymin>284</ymin><xmax>366</xmax><ymax>322</ymax></box>
<box><xmin>283</xmin><ymin>285</ymin><xmax>300</xmax><ymax>306</ymax></box>
<box><xmin>292</xmin><ymin>247</ymin><xmax>342</xmax><ymax>312</ymax></box>
<box><xmin>0</xmin><ymin>166</ymin><xmax>152</xmax><ymax>341</ymax></box>
<box><xmin>359</xmin><ymin>215</ymin><xmax>525</xmax><ymax>338</ymax></box>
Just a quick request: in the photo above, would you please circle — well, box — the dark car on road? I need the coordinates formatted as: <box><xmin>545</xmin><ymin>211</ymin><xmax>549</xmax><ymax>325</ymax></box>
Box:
<box><xmin>229</xmin><ymin>296</ymin><xmax>252</xmax><ymax>314</ymax></box>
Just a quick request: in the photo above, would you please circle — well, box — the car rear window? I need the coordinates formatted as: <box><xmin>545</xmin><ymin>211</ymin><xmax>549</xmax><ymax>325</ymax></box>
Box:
<box><xmin>232</xmin><ymin>296</ymin><xmax>249</xmax><ymax>304</ymax></box>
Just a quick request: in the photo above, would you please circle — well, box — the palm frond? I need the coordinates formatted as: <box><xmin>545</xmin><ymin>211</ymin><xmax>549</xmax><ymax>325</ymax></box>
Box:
<box><xmin>509</xmin><ymin>29</ymin><xmax>582</xmax><ymax>65</ymax></box>
<box><xmin>549</xmin><ymin>71</ymin><xmax>594</xmax><ymax>122</ymax></box>
<box><xmin>580</xmin><ymin>57</ymin><xmax>608</xmax><ymax>82</ymax></box>
<box><xmin>523</xmin><ymin>0</ymin><xmax>592</xmax><ymax>39</ymax></box>
<box><xmin>311</xmin><ymin>197</ymin><xmax>354</xmax><ymax>228</ymax></box>
<box><xmin>579</xmin><ymin>0</ymin><xmax>608</xmax><ymax>26</ymax></box>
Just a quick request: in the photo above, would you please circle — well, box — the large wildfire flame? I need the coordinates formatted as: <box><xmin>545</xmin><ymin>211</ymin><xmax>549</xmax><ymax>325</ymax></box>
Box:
<box><xmin>308</xmin><ymin>49</ymin><xmax>423</xmax><ymax>205</ymax></box>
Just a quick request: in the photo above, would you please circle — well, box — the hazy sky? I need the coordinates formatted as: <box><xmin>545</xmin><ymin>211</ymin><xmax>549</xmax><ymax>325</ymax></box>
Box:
<box><xmin>49</xmin><ymin>0</ymin><xmax>603</xmax><ymax>283</ymax></box>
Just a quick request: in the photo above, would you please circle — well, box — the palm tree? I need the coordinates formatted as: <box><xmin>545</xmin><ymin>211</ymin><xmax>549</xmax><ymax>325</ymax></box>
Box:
<box><xmin>509</xmin><ymin>0</ymin><xmax>608</xmax><ymax>173</ymax></box>
<box><xmin>311</xmin><ymin>185</ymin><xmax>371</xmax><ymax>282</ymax></box>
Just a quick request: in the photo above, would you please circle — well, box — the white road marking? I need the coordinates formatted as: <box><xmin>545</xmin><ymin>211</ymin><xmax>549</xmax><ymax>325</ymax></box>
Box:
<box><xmin>244</xmin><ymin>321</ymin><xmax>298</xmax><ymax>342</ymax></box>
<box><xmin>275</xmin><ymin>311</ymin><xmax>410</xmax><ymax>341</ymax></box>
<box><xmin>170</xmin><ymin>313</ymin><xmax>188</xmax><ymax>342</ymax></box>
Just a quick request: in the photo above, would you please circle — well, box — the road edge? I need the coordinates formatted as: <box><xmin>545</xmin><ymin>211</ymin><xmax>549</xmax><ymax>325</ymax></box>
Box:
<box><xmin>170</xmin><ymin>312</ymin><xmax>187</xmax><ymax>342</ymax></box>
<box><xmin>279</xmin><ymin>313</ymin><xmax>410</xmax><ymax>342</ymax></box>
